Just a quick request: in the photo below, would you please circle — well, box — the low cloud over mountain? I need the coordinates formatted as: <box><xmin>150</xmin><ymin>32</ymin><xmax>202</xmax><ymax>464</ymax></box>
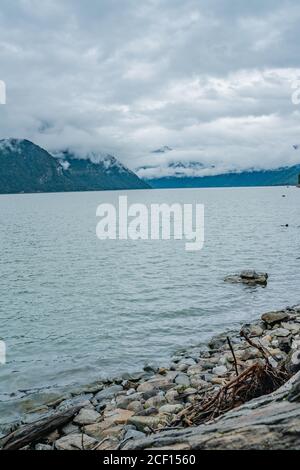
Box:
<box><xmin>1</xmin><ymin>1</ymin><xmax>300</xmax><ymax>177</ymax></box>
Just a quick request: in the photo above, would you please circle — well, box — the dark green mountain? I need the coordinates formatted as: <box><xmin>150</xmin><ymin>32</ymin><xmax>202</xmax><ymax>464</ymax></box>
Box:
<box><xmin>0</xmin><ymin>139</ymin><xmax>150</xmax><ymax>194</ymax></box>
<box><xmin>148</xmin><ymin>165</ymin><xmax>300</xmax><ymax>189</ymax></box>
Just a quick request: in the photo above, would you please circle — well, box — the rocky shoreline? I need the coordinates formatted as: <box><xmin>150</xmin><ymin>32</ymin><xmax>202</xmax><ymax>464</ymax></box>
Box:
<box><xmin>1</xmin><ymin>305</ymin><xmax>300</xmax><ymax>450</ymax></box>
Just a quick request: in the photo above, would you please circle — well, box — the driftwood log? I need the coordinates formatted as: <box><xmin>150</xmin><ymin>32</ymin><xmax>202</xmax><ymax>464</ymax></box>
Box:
<box><xmin>1</xmin><ymin>405</ymin><xmax>81</xmax><ymax>450</ymax></box>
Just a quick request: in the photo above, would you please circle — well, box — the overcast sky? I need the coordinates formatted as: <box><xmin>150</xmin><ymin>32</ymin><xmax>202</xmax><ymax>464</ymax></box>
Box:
<box><xmin>1</xmin><ymin>0</ymin><xmax>300</xmax><ymax>178</ymax></box>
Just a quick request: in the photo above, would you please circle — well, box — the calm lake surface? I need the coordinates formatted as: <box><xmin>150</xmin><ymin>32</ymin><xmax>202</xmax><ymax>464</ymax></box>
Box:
<box><xmin>0</xmin><ymin>186</ymin><xmax>299</xmax><ymax>425</ymax></box>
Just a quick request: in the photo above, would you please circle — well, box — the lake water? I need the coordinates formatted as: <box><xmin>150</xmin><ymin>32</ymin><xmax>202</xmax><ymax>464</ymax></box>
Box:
<box><xmin>0</xmin><ymin>186</ymin><xmax>299</xmax><ymax>425</ymax></box>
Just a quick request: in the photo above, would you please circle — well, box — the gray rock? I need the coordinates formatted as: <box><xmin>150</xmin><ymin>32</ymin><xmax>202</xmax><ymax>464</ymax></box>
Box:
<box><xmin>55</xmin><ymin>433</ymin><xmax>97</xmax><ymax>450</ymax></box>
<box><xmin>159</xmin><ymin>404</ymin><xmax>183</xmax><ymax>414</ymax></box>
<box><xmin>145</xmin><ymin>394</ymin><xmax>166</xmax><ymax>409</ymax></box>
<box><xmin>281</xmin><ymin>322</ymin><xmax>300</xmax><ymax>333</ymax></box>
<box><xmin>179</xmin><ymin>358</ymin><xmax>196</xmax><ymax>367</ymax></box>
<box><xmin>225</xmin><ymin>271</ymin><xmax>268</xmax><ymax>286</ymax></box>
<box><xmin>286</xmin><ymin>350</ymin><xmax>300</xmax><ymax>374</ymax></box>
<box><xmin>241</xmin><ymin>323</ymin><xmax>264</xmax><ymax>337</ymax></box>
<box><xmin>212</xmin><ymin>365</ymin><xmax>227</xmax><ymax>376</ymax></box>
<box><xmin>62</xmin><ymin>423</ymin><xmax>79</xmax><ymax>435</ymax></box>
<box><xmin>127</xmin><ymin>401</ymin><xmax>144</xmax><ymax>414</ymax></box>
<box><xmin>124</xmin><ymin>429</ymin><xmax>146</xmax><ymax>440</ymax></box>
<box><xmin>261</xmin><ymin>311</ymin><xmax>289</xmax><ymax>325</ymax></box>
<box><xmin>116</xmin><ymin>393</ymin><xmax>143</xmax><ymax>409</ymax></box>
<box><xmin>94</xmin><ymin>385</ymin><xmax>123</xmax><ymax>402</ymax></box>
<box><xmin>271</xmin><ymin>328</ymin><xmax>290</xmax><ymax>337</ymax></box>
<box><xmin>122</xmin><ymin>372</ymin><xmax>145</xmax><ymax>382</ymax></box>
<box><xmin>139</xmin><ymin>406</ymin><xmax>159</xmax><ymax>416</ymax></box>
<box><xmin>175</xmin><ymin>374</ymin><xmax>190</xmax><ymax>387</ymax></box>
<box><xmin>165</xmin><ymin>389</ymin><xmax>180</xmax><ymax>404</ymax></box>
<box><xmin>240</xmin><ymin>270</ymin><xmax>267</xmax><ymax>280</ymax></box>
<box><xmin>189</xmin><ymin>377</ymin><xmax>210</xmax><ymax>389</ymax></box>
<box><xmin>143</xmin><ymin>363</ymin><xmax>159</xmax><ymax>374</ymax></box>
<box><xmin>35</xmin><ymin>443</ymin><xmax>52</xmax><ymax>451</ymax></box>
<box><xmin>56</xmin><ymin>394</ymin><xmax>93</xmax><ymax>412</ymax></box>
<box><xmin>73</xmin><ymin>408</ymin><xmax>101</xmax><ymax>425</ymax></box>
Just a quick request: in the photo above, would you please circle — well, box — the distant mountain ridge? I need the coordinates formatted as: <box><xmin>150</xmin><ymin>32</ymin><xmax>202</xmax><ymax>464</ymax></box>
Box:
<box><xmin>0</xmin><ymin>139</ymin><xmax>150</xmax><ymax>194</ymax></box>
<box><xmin>148</xmin><ymin>164</ymin><xmax>300</xmax><ymax>188</ymax></box>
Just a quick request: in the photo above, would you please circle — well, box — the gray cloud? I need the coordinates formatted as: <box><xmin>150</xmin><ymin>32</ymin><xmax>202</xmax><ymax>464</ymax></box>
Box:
<box><xmin>0</xmin><ymin>0</ymin><xmax>300</xmax><ymax>178</ymax></box>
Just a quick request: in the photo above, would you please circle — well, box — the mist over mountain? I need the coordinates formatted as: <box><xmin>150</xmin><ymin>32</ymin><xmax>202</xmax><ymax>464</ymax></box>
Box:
<box><xmin>0</xmin><ymin>139</ymin><xmax>150</xmax><ymax>194</ymax></box>
<box><xmin>147</xmin><ymin>164</ymin><xmax>300</xmax><ymax>189</ymax></box>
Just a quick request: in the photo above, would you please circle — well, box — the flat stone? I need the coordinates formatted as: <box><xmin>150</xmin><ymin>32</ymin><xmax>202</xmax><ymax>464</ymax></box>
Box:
<box><xmin>212</xmin><ymin>365</ymin><xmax>227</xmax><ymax>376</ymax></box>
<box><xmin>189</xmin><ymin>377</ymin><xmax>210</xmax><ymax>389</ymax></box>
<box><xmin>261</xmin><ymin>311</ymin><xmax>289</xmax><ymax>325</ymax></box>
<box><xmin>145</xmin><ymin>395</ymin><xmax>166</xmax><ymax>409</ymax></box>
<box><xmin>35</xmin><ymin>443</ymin><xmax>52</xmax><ymax>451</ymax></box>
<box><xmin>137</xmin><ymin>378</ymin><xmax>173</xmax><ymax>394</ymax></box>
<box><xmin>62</xmin><ymin>423</ymin><xmax>79</xmax><ymax>435</ymax></box>
<box><xmin>241</xmin><ymin>347</ymin><xmax>262</xmax><ymax>361</ymax></box>
<box><xmin>73</xmin><ymin>408</ymin><xmax>101</xmax><ymax>425</ymax></box>
<box><xmin>129</xmin><ymin>415</ymin><xmax>168</xmax><ymax>432</ymax></box>
<box><xmin>100</xmin><ymin>425</ymin><xmax>124</xmax><ymax>439</ymax></box>
<box><xmin>122</xmin><ymin>371</ymin><xmax>145</xmax><ymax>382</ymax></box>
<box><xmin>116</xmin><ymin>393</ymin><xmax>143</xmax><ymax>409</ymax></box>
<box><xmin>124</xmin><ymin>429</ymin><xmax>145</xmax><ymax>440</ymax></box>
<box><xmin>95</xmin><ymin>437</ymin><xmax>119</xmax><ymax>450</ymax></box>
<box><xmin>281</xmin><ymin>322</ymin><xmax>300</xmax><ymax>333</ymax></box>
<box><xmin>103</xmin><ymin>408</ymin><xmax>134</xmax><ymax>425</ymax></box>
<box><xmin>55</xmin><ymin>433</ymin><xmax>97</xmax><ymax>450</ymax></box>
<box><xmin>241</xmin><ymin>324</ymin><xmax>264</xmax><ymax>337</ymax></box>
<box><xmin>271</xmin><ymin>328</ymin><xmax>290</xmax><ymax>337</ymax></box>
<box><xmin>178</xmin><ymin>358</ymin><xmax>196</xmax><ymax>367</ymax></box>
<box><xmin>187</xmin><ymin>364</ymin><xmax>203</xmax><ymax>376</ymax></box>
<box><xmin>159</xmin><ymin>404</ymin><xmax>183</xmax><ymax>414</ymax></box>
<box><xmin>139</xmin><ymin>406</ymin><xmax>159</xmax><ymax>416</ymax></box>
<box><xmin>165</xmin><ymin>390</ymin><xmax>180</xmax><ymax>404</ymax></box>
<box><xmin>94</xmin><ymin>385</ymin><xmax>123</xmax><ymax>402</ymax></box>
<box><xmin>175</xmin><ymin>374</ymin><xmax>190</xmax><ymax>387</ymax></box>
<box><xmin>56</xmin><ymin>394</ymin><xmax>93</xmax><ymax>412</ymax></box>
<box><xmin>127</xmin><ymin>401</ymin><xmax>144</xmax><ymax>414</ymax></box>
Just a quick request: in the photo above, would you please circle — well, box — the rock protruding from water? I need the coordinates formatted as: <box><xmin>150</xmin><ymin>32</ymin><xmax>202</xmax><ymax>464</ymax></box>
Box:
<box><xmin>225</xmin><ymin>270</ymin><xmax>268</xmax><ymax>286</ymax></box>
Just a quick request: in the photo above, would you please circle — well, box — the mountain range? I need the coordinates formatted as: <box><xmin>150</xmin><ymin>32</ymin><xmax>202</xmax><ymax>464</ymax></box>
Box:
<box><xmin>0</xmin><ymin>139</ymin><xmax>150</xmax><ymax>194</ymax></box>
<box><xmin>0</xmin><ymin>138</ymin><xmax>299</xmax><ymax>194</ymax></box>
<box><xmin>147</xmin><ymin>164</ymin><xmax>300</xmax><ymax>188</ymax></box>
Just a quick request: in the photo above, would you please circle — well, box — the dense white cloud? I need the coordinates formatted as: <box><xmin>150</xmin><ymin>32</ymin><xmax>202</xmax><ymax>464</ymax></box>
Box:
<box><xmin>0</xmin><ymin>0</ymin><xmax>300</xmax><ymax>178</ymax></box>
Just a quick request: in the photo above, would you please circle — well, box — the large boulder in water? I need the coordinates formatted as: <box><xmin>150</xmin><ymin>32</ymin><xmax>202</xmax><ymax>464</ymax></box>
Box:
<box><xmin>224</xmin><ymin>270</ymin><xmax>268</xmax><ymax>286</ymax></box>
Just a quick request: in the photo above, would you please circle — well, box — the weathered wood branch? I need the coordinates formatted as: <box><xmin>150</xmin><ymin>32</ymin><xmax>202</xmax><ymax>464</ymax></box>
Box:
<box><xmin>1</xmin><ymin>405</ymin><xmax>81</xmax><ymax>450</ymax></box>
